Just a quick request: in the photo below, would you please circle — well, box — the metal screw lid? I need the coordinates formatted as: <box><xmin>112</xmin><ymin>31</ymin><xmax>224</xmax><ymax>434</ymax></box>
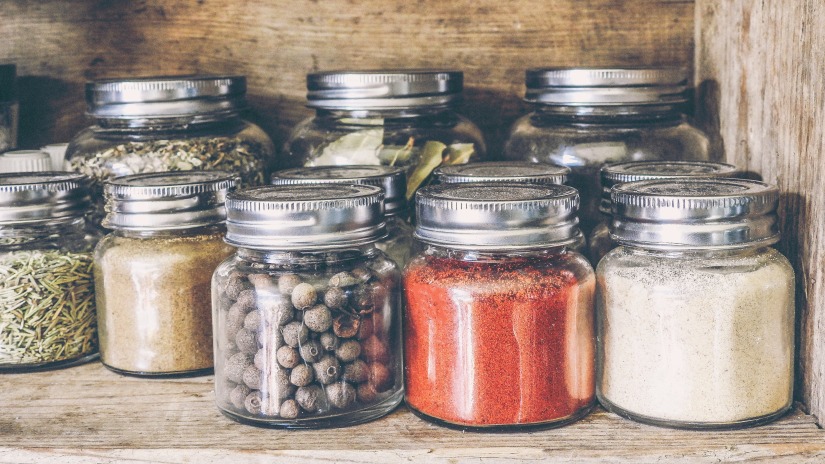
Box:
<box><xmin>0</xmin><ymin>150</ymin><xmax>53</xmax><ymax>173</ymax></box>
<box><xmin>524</xmin><ymin>67</ymin><xmax>689</xmax><ymax>106</ymax></box>
<box><xmin>86</xmin><ymin>75</ymin><xmax>247</xmax><ymax>119</ymax></box>
<box><xmin>225</xmin><ymin>184</ymin><xmax>386</xmax><ymax>250</ymax></box>
<box><xmin>599</xmin><ymin>161</ymin><xmax>740</xmax><ymax>213</ymax></box>
<box><xmin>306</xmin><ymin>70</ymin><xmax>463</xmax><ymax>110</ymax></box>
<box><xmin>434</xmin><ymin>161</ymin><xmax>569</xmax><ymax>185</ymax></box>
<box><xmin>415</xmin><ymin>183</ymin><xmax>580</xmax><ymax>250</ymax></box>
<box><xmin>0</xmin><ymin>64</ymin><xmax>16</xmax><ymax>102</ymax></box>
<box><xmin>102</xmin><ymin>171</ymin><xmax>236</xmax><ymax>231</ymax></box>
<box><xmin>610</xmin><ymin>178</ymin><xmax>780</xmax><ymax>250</ymax></box>
<box><xmin>0</xmin><ymin>172</ymin><xmax>90</xmax><ymax>225</ymax></box>
<box><xmin>270</xmin><ymin>166</ymin><xmax>407</xmax><ymax>215</ymax></box>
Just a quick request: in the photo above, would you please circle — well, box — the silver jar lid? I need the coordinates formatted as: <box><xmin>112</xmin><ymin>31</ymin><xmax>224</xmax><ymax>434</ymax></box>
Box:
<box><xmin>434</xmin><ymin>161</ymin><xmax>569</xmax><ymax>185</ymax></box>
<box><xmin>102</xmin><ymin>171</ymin><xmax>236</xmax><ymax>231</ymax></box>
<box><xmin>270</xmin><ymin>166</ymin><xmax>406</xmax><ymax>215</ymax></box>
<box><xmin>611</xmin><ymin>178</ymin><xmax>780</xmax><ymax>250</ymax></box>
<box><xmin>415</xmin><ymin>183</ymin><xmax>580</xmax><ymax>250</ymax></box>
<box><xmin>0</xmin><ymin>172</ymin><xmax>90</xmax><ymax>225</ymax></box>
<box><xmin>225</xmin><ymin>184</ymin><xmax>386</xmax><ymax>250</ymax></box>
<box><xmin>86</xmin><ymin>75</ymin><xmax>247</xmax><ymax>119</ymax></box>
<box><xmin>599</xmin><ymin>161</ymin><xmax>740</xmax><ymax>213</ymax></box>
<box><xmin>524</xmin><ymin>67</ymin><xmax>689</xmax><ymax>106</ymax></box>
<box><xmin>306</xmin><ymin>70</ymin><xmax>462</xmax><ymax>110</ymax></box>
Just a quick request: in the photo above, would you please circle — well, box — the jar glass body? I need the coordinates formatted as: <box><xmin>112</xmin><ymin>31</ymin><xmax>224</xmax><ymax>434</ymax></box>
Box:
<box><xmin>0</xmin><ymin>218</ymin><xmax>98</xmax><ymax>371</ymax></box>
<box><xmin>376</xmin><ymin>214</ymin><xmax>413</xmax><ymax>268</ymax></box>
<box><xmin>587</xmin><ymin>219</ymin><xmax>612</xmax><ymax>264</ymax></box>
<box><xmin>212</xmin><ymin>244</ymin><xmax>402</xmax><ymax>428</ymax></box>
<box><xmin>94</xmin><ymin>225</ymin><xmax>234</xmax><ymax>376</ymax></box>
<box><xmin>0</xmin><ymin>100</ymin><xmax>18</xmax><ymax>153</ymax></box>
<box><xmin>596</xmin><ymin>245</ymin><xmax>795</xmax><ymax>429</ymax></box>
<box><xmin>403</xmin><ymin>243</ymin><xmax>596</xmax><ymax>429</ymax></box>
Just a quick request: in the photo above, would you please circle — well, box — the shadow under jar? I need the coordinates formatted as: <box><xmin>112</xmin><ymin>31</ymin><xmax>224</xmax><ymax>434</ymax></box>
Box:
<box><xmin>596</xmin><ymin>178</ymin><xmax>795</xmax><ymax>429</ymax></box>
<box><xmin>213</xmin><ymin>184</ymin><xmax>402</xmax><ymax>428</ymax></box>
<box><xmin>404</xmin><ymin>183</ymin><xmax>595</xmax><ymax>430</ymax></box>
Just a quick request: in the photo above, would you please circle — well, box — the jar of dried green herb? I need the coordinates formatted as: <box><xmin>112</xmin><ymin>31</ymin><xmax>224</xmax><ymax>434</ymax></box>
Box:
<box><xmin>94</xmin><ymin>171</ymin><xmax>236</xmax><ymax>376</ymax></box>
<box><xmin>0</xmin><ymin>172</ymin><xmax>98</xmax><ymax>371</ymax></box>
<box><xmin>66</xmin><ymin>75</ymin><xmax>275</xmax><ymax>226</ymax></box>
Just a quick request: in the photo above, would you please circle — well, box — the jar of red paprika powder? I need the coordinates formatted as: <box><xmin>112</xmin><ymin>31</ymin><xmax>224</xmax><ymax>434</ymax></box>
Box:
<box><xmin>403</xmin><ymin>182</ymin><xmax>596</xmax><ymax>430</ymax></box>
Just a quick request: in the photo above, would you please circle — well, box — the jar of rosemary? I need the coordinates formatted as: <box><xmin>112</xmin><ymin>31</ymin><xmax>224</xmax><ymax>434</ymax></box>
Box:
<box><xmin>0</xmin><ymin>172</ymin><xmax>98</xmax><ymax>371</ymax></box>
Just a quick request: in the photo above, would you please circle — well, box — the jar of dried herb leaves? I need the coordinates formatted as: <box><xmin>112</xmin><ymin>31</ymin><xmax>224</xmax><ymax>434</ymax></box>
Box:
<box><xmin>66</xmin><ymin>75</ymin><xmax>275</xmax><ymax>226</ymax></box>
<box><xmin>283</xmin><ymin>70</ymin><xmax>486</xmax><ymax>198</ymax></box>
<box><xmin>0</xmin><ymin>172</ymin><xmax>98</xmax><ymax>371</ymax></box>
<box><xmin>94</xmin><ymin>171</ymin><xmax>236</xmax><ymax>376</ymax></box>
<box><xmin>213</xmin><ymin>184</ymin><xmax>402</xmax><ymax>428</ymax></box>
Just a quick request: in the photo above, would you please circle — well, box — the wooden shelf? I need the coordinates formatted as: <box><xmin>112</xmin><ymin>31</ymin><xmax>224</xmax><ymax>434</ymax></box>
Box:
<box><xmin>1</xmin><ymin>362</ymin><xmax>823</xmax><ymax>463</ymax></box>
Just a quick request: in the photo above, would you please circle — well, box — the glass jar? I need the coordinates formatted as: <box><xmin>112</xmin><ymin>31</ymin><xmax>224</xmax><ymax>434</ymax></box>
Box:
<box><xmin>0</xmin><ymin>150</ymin><xmax>52</xmax><ymax>173</ymax></box>
<box><xmin>0</xmin><ymin>64</ymin><xmax>19</xmax><ymax>154</ymax></box>
<box><xmin>503</xmin><ymin>68</ymin><xmax>714</xmax><ymax>234</ymax></box>
<box><xmin>588</xmin><ymin>161</ymin><xmax>739</xmax><ymax>264</ymax></box>
<box><xmin>597</xmin><ymin>178</ymin><xmax>794</xmax><ymax>429</ymax></box>
<box><xmin>283</xmin><ymin>70</ymin><xmax>486</xmax><ymax>196</ymax></box>
<box><xmin>94</xmin><ymin>171</ymin><xmax>236</xmax><ymax>376</ymax></box>
<box><xmin>0</xmin><ymin>172</ymin><xmax>98</xmax><ymax>371</ymax></box>
<box><xmin>213</xmin><ymin>184</ymin><xmax>402</xmax><ymax>428</ymax></box>
<box><xmin>404</xmin><ymin>183</ymin><xmax>595</xmax><ymax>430</ymax></box>
<box><xmin>271</xmin><ymin>165</ymin><xmax>413</xmax><ymax>267</ymax></box>
<box><xmin>66</xmin><ymin>75</ymin><xmax>275</xmax><ymax>226</ymax></box>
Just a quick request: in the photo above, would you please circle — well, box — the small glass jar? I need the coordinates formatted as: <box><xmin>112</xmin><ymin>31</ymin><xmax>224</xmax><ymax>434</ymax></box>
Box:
<box><xmin>503</xmin><ymin>68</ymin><xmax>714</xmax><ymax>234</ymax></box>
<box><xmin>94</xmin><ymin>171</ymin><xmax>236</xmax><ymax>376</ymax></box>
<box><xmin>66</xmin><ymin>75</ymin><xmax>275</xmax><ymax>225</ymax></box>
<box><xmin>597</xmin><ymin>178</ymin><xmax>795</xmax><ymax>429</ymax></box>
<box><xmin>0</xmin><ymin>172</ymin><xmax>98</xmax><ymax>371</ymax></box>
<box><xmin>283</xmin><ymin>70</ymin><xmax>486</xmax><ymax>196</ymax></box>
<box><xmin>404</xmin><ymin>183</ymin><xmax>595</xmax><ymax>430</ymax></box>
<box><xmin>0</xmin><ymin>64</ymin><xmax>19</xmax><ymax>154</ymax></box>
<box><xmin>213</xmin><ymin>184</ymin><xmax>402</xmax><ymax>428</ymax></box>
<box><xmin>271</xmin><ymin>165</ymin><xmax>413</xmax><ymax>267</ymax></box>
<box><xmin>0</xmin><ymin>150</ymin><xmax>52</xmax><ymax>173</ymax></box>
<box><xmin>588</xmin><ymin>161</ymin><xmax>739</xmax><ymax>264</ymax></box>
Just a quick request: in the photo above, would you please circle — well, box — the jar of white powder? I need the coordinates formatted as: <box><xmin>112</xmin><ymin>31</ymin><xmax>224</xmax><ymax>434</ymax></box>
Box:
<box><xmin>596</xmin><ymin>178</ymin><xmax>795</xmax><ymax>429</ymax></box>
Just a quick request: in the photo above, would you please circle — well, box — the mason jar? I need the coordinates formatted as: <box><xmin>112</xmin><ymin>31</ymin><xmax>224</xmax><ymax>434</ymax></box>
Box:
<box><xmin>588</xmin><ymin>160</ymin><xmax>739</xmax><ymax>264</ymax></box>
<box><xmin>213</xmin><ymin>184</ymin><xmax>402</xmax><ymax>428</ymax></box>
<box><xmin>404</xmin><ymin>183</ymin><xmax>595</xmax><ymax>430</ymax></box>
<box><xmin>0</xmin><ymin>64</ymin><xmax>18</xmax><ymax>154</ymax></box>
<box><xmin>597</xmin><ymin>178</ymin><xmax>794</xmax><ymax>429</ymax></box>
<box><xmin>503</xmin><ymin>68</ymin><xmax>714</xmax><ymax>234</ymax></box>
<box><xmin>282</xmin><ymin>70</ymin><xmax>486</xmax><ymax>196</ymax></box>
<box><xmin>271</xmin><ymin>165</ymin><xmax>413</xmax><ymax>267</ymax></box>
<box><xmin>0</xmin><ymin>172</ymin><xmax>98</xmax><ymax>371</ymax></box>
<box><xmin>66</xmin><ymin>75</ymin><xmax>275</xmax><ymax>226</ymax></box>
<box><xmin>94</xmin><ymin>171</ymin><xmax>236</xmax><ymax>376</ymax></box>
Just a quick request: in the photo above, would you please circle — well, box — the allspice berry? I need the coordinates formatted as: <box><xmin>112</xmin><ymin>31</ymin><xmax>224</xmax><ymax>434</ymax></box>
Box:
<box><xmin>244</xmin><ymin>391</ymin><xmax>263</xmax><ymax>415</ymax></box>
<box><xmin>351</xmin><ymin>267</ymin><xmax>373</xmax><ymax>283</ymax></box>
<box><xmin>261</xmin><ymin>297</ymin><xmax>294</xmax><ymax>327</ymax></box>
<box><xmin>313</xmin><ymin>355</ymin><xmax>341</xmax><ymax>385</ymax></box>
<box><xmin>280</xmin><ymin>399</ymin><xmax>300</xmax><ymax>419</ymax></box>
<box><xmin>326</xmin><ymin>382</ymin><xmax>356</xmax><ymax>409</ymax></box>
<box><xmin>320</xmin><ymin>332</ymin><xmax>339</xmax><ymax>352</ymax></box>
<box><xmin>242</xmin><ymin>365</ymin><xmax>262</xmax><ymax>390</ymax></box>
<box><xmin>273</xmin><ymin>367</ymin><xmax>294</xmax><ymax>400</ymax></box>
<box><xmin>369</xmin><ymin>362</ymin><xmax>393</xmax><ymax>392</ymax></box>
<box><xmin>357</xmin><ymin>382</ymin><xmax>379</xmax><ymax>403</ymax></box>
<box><xmin>247</xmin><ymin>273</ymin><xmax>277</xmax><ymax>293</ymax></box>
<box><xmin>243</xmin><ymin>310</ymin><xmax>262</xmax><ymax>332</ymax></box>
<box><xmin>299</xmin><ymin>339</ymin><xmax>323</xmax><ymax>363</ymax></box>
<box><xmin>290</xmin><ymin>363</ymin><xmax>315</xmax><ymax>387</ymax></box>
<box><xmin>235</xmin><ymin>289</ymin><xmax>257</xmax><ymax>312</ymax></box>
<box><xmin>276</xmin><ymin>345</ymin><xmax>301</xmax><ymax>369</ymax></box>
<box><xmin>278</xmin><ymin>273</ymin><xmax>302</xmax><ymax>295</ymax></box>
<box><xmin>226</xmin><ymin>304</ymin><xmax>247</xmax><ymax>340</ymax></box>
<box><xmin>303</xmin><ymin>305</ymin><xmax>333</xmax><ymax>333</ymax></box>
<box><xmin>254</xmin><ymin>348</ymin><xmax>266</xmax><ymax>370</ymax></box>
<box><xmin>329</xmin><ymin>271</ymin><xmax>359</xmax><ymax>288</ymax></box>
<box><xmin>324</xmin><ymin>287</ymin><xmax>347</xmax><ymax>309</ymax></box>
<box><xmin>282</xmin><ymin>321</ymin><xmax>309</xmax><ymax>347</ymax></box>
<box><xmin>235</xmin><ymin>328</ymin><xmax>258</xmax><ymax>354</ymax></box>
<box><xmin>295</xmin><ymin>385</ymin><xmax>323</xmax><ymax>413</ymax></box>
<box><xmin>362</xmin><ymin>335</ymin><xmax>390</xmax><ymax>363</ymax></box>
<box><xmin>333</xmin><ymin>314</ymin><xmax>360</xmax><ymax>338</ymax></box>
<box><xmin>291</xmin><ymin>283</ymin><xmax>317</xmax><ymax>310</ymax></box>
<box><xmin>343</xmin><ymin>359</ymin><xmax>369</xmax><ymax>383</ymax></box>
<box><xmin>225</xmin><ymin>352</ymin><xmax>253</xmax><ymax>383</ymax></box>
<box><xmin>357</xmin><ymin>317</ymin><xmax>374</xmax><ymax>340</ymax></box>
<box><xmin>335</xmin><ymin>339</ymin><xmax>362</xmax><ymax>363</ymax></box>
<box><xmin>229</xmin><ymin>384</ymin><xmax>251</xmax><ymax>409</ymax></box>
<box><xmin>224</xmin><ymin>272</ymin><xmax>248</xmax><ymax>300</ymax></box>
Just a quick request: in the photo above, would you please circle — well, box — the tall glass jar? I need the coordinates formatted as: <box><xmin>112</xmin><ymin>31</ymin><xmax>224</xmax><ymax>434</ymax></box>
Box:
<box><xmin>283</xmin><ymin>70</ymin><xmax>486</xmax><ymax>197</ymax></box>
<box><xmin>94</xmin><ymin>171</ymin><xmax>236</xmax><ymax>376</ymax></box>
<box><xmin>588</xmin><ymin>160</ymin><xmax>739</xmax><ymax>264</ymax></box>
<box><xmin>212</xmin><ymin>184</ymin><xmax>402</xmax><ymax>428</ymax></box>
<box><xmin>0</xmin><ymin>173</ymin><xmax>98</xmax><ymax>371</ymax></box>
<box><xmin>597</xmin><ymin>178</ymin><xmax>794</xmax><ymax>429</ymax></box>
<box><xmin>66</xmin><ymin>75</ymin><xmax>275</xmax><ymax>226</ymax></box>
<box><xmin>503</xmin><ymin>68</ymin><xmax>714</xmax><ymax>234</ymax></box>
<box><xmin>0</xmin><ymin>64</ymin><xmax>18</xmax><ymax>154</ymax></box>
<box><xmin>271</xmin><ymin>165</ymin><xmax>413</xmax><ymax>267</ymax></box>
<box><xmin>404</xmin><ymin>183</ymin><xmax>595</xmax><ymax>430</ymax></box>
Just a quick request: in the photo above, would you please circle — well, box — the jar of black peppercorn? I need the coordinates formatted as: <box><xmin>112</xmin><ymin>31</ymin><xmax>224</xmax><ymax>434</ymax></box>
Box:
<box><xmin>212</xmin><ymin>184</ymin><xmax>402</xmax><ymax>427</ymax></box>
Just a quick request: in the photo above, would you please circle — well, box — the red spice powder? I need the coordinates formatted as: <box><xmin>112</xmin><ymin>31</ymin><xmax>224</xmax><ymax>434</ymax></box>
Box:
<box><xmin>403</xmin><ymin>252</ymin><xmax>595</xmax><ymax>427</ymax></box>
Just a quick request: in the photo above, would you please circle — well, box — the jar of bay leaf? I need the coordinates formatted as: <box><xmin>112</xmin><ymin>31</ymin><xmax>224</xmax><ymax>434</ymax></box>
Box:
<box><xmin>94</xmin><ymin>171</ymin><xmax>237</xmax><ymax>376</ymax></box>
<box><xmin>503</xmin><ymin>68</ymin><xmax>715</xmax><ymax>234</ymax></box>
<box><xmin>283</xmin><ymin>70</ymin><xmax>486</xmax><ymax>198</ymax></box>
<box><xmin>0</xmin><ymin>172</ymin><xmax>98</xmax><ymax>371</ymax></box>
<box><xmin>66</xmin><ymin>75</ymin><xmax>275</xmax><ymax>226</ymax></box>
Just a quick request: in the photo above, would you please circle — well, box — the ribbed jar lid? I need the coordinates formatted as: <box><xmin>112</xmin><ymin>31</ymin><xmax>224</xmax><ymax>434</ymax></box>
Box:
<box><xmin>0</xmin><ymin>172</ymin><xmax>90</xmax><ymax>225</ymax></box>
<box><xmin>0</xmin><ymin>150</ymin><xmax>53</xmax><ymax>173</ymax></box>
<box><xmin>434</xmin><ymin>161</ymin><xmax>569</xmax><ymax>185</ymax></box>
<box><xmin>306</xmin><ymin>70</ymin><xmax>462</xmax><ymax>110</ymax></box>
<box><xmin>0</xmin><ymin>64</ymin><xmax>15</xmax><ymax>102</ymax></box>
<box><xmin>86</xmin><ymin>75</ymin><xmax>247</xmax><ymax>119</ymax></box>
<box><xmin>225</xmin><ymin>184</ymin><xmax>386</xmax><ymax>250</ymax></box>
<box><xmin>415</xmin><ymin>183</ymin><xmax>580</xmax><ymax>250</ymax></box>
<box><xmin>102</xmin><ymin>171</ymin><xmax>236</xmax><ymax>231</ymax></box>
<box><xmin>524</xmin><ymin>67</ymin><xmax>689</xmax><ymax>106</ymax></box>
<box><xmin>270</xmin><ymin>166</ymin><xmax>407</xmax><ymax>215</ymax></box>
<box><xmin>599</xmin><ymin>161</ymin><xmax>740</xmax><ymax>213</ymax></box>
<box><xmin>610</xmin><ymin>178</ymin><xmax>780</xmax><ymax>250</ymax></box>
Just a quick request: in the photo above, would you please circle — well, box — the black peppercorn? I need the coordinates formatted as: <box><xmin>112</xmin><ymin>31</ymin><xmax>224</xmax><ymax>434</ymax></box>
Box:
<box><xmin>244</xmin><ymin>310</ymin><xmax>262</xmax><ymax>332</ymax></box>
<box><xmin>291</xmin><ymin>283</ymin><xmax>317</xmax><ymax>310</ymax></box>
<box><xmin>242</xmin><ymin>365</ymin><xmax>262</xmax><ymax>390</ymax></box>
<box><xmin>225</xmin><ymin>352</ymin><xmax>253</xmax><ymax>383</ymax></box>
<box><xmin>235</xmin><ymin>328</ymin><xmax>258</xmax><ymax>354</ymax></box>
<box><xmin>343</xmin><ymin>359</ymin><xmax>369</xmax><ymax>383</ymax></box>
<box><xmin>276</xmin><ymin>345</ymin><xmax>300</xmax><ymax>369</ymax></box>
<box><xmin>281</xmin><ymin>321</ymin><xmax>309</xmax><ymax>348</ymax></box>
<box><xmin>323</xmin><ymin>287</ymin><xmax>347</xmax><ymax>310</ymax></box>
<box><xmin>299</xmin><ymin>339</ymin><xmax>323</xmax><ymax>363</ymax></box>
<box><xmin>329</xmin><ymin>271</ymin><xmax>359</xmax><ymax>288</ymax></box>
<box><xmin>289</xmin><ymin>363</ymin><xmax>315</xmax><ymax>387</ymax></box>
<box><xmin>229</xmin><ymin>384</ymin><xmax>251</xmax><ymax>409</ymax></box>
<box><xmin>244</xmin><ymin>391</ymin><xmax>263</xmax><ymax>415</ymax></box>
<box><xmin>278</xmin><ymin>273</ymin><xmax>302</xmax><ymax>295</ymax></box>
<box><xmin>313</xmin><ymin>355</ymin><xmax>341</xmax><ymax>385</ymax></box>
<box><xmin>319</xmin><ymin>332</ymin><xmax>339</xmax><ymax>351</ymax></box>
<box><xmin>295</xmin><ymin>385</ymin><xmax>323</xmax><ymax>413</ymax></box>
<box><xmin>279</xmin><ymin>399</ymin><xmax>300</xmax><ymax>419</ymax></box>
<box><xmin>303</xmin><ymin>304</ymin><xmax>333</xmax><ymax>333</ymax></box>
<box><xmin>326</xmin><ymin>382</ymin><xmax>356</xmax><ymax>409</ymax></box>
<box><xmin>335</xmin><ymin>339</ymin><xmax>362</xmax><ymax>363</ymax></box>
